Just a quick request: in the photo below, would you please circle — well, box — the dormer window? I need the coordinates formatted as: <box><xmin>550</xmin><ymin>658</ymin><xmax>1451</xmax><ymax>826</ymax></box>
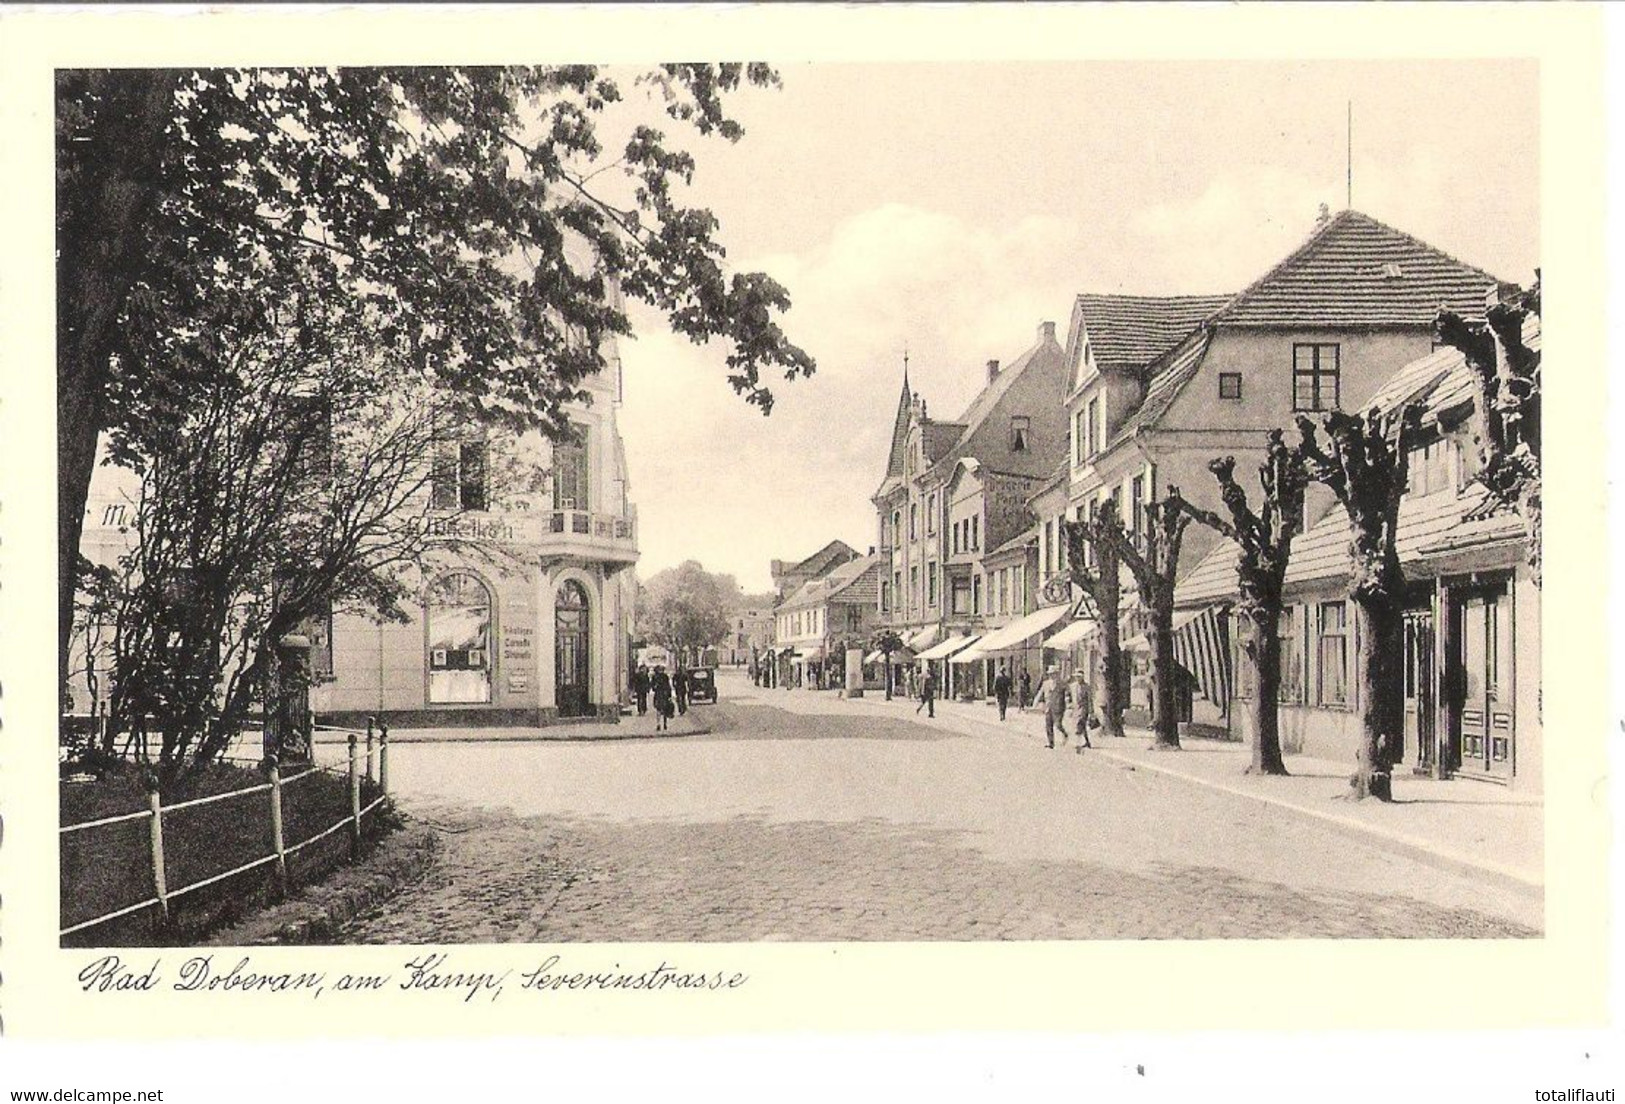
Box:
<box><xmin>1010</xmin><ymin>416</ymin><xmax>1031</xmax><ymax>452</ymax></box>
<box><xmin>1381</xmin><ymin>262</ymin><xmax>1404</xmax><ymax>280</ymax></box>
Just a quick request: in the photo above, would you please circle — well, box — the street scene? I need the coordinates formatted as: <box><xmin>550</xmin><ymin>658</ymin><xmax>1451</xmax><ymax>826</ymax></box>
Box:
<box><xmin>337</xmin><ymin>670</ymin><xmax>1538</xmax><ymax>943</ymax></box>
<box><xmin>57</xmin><ymin>59</ymin><xmax>1543</xmax><ymax>946</ymax></box>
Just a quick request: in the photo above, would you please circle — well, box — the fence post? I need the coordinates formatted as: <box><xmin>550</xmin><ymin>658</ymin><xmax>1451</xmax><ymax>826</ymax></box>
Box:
<box><xmin>347</xmin><ymin>730</ymin><xmax>361</xmax><ymax>860</ymax></box>
<box><xmin>268</xmin><ymin>760</ymin><xmax>288</xmax><ymax>895</ymax></box>
<box><xmin>378</xmin><ymin>720</ymin><xmax>390</xmax><ymax>797</ymax></box>
<box><xmin>145</xmin><ymin>775</ymin><xmax>170</xmax><ymax>927</ymax></box>
<box><xmin>365</xmin><ymin>717</ymin><xmax>376</xmax><ymax>785</ymax></box>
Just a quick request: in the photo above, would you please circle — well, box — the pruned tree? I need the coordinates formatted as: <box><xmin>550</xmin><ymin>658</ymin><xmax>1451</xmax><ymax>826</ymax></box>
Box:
<box><xmin>1174</xmin><ymin>432</ymin><xmax>1310</xmax><ymax>774</ymax></box>
<box><xmin>1110</xmin><ymin>489</ymin><xmax>1193</xmax><ymax>751</ymax></box>
<box><xmin>1063</xmin><ymin>499</ymin><xmax>1127</xmax><ymax>740</ymax></box>
<box><xmin>870</xmin><ymin>627</ymin><xmax>906</xmax><ymax>700</ymax></box>
<box><xmin>1435</xmin><ymin>275</ymin><xmax>1542</xmax><ymax>584</ymax></box>
<box><xmin>1295</xmin><ymin>405</ymin><xmax>1424</xmax><ymax>801</ymax></box>
<box><xmin>58</xmin><ymin>66</ymin><xmax>814</xmax><ymax>705</ymax></box>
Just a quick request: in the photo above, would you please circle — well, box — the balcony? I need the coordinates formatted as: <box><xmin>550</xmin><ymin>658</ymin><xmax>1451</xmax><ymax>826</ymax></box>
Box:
<box><xmin>415</xmin><ymin>508</ymin><xmax>638</xmax><ymax>567</ymax></box>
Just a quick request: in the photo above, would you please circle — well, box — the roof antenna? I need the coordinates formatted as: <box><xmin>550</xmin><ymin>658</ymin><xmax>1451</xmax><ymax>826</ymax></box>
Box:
<box><xmin>1346</xmin><ymin>99</ymin><xmax>1353</xmax><ymax>210</ymax></box>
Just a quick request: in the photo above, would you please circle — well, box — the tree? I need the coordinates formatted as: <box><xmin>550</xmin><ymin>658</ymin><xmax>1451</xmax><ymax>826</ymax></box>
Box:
<box><xmin>1174</xmin><ymin>433</ymin><xmax>1310</xmax><ymax>774</ymax></box>
<box><xmin>1063</xmin><ymin>500</ymin><xmax>1128</xmax><ymax>740</ymax></box>
<box><xmin>83</xmin><ymin>310</ymin><xmax>460</xmax><ymax>773</ymax></box>
<box><xmin>1296</xmin><ymin>405</ymin><xmax>1424</xmax><ymax>801</ymax></box>
<box><xmin>1107</xmin><ymin>490</ymin><xmax>1193</xmax><ymax>751</ymax></box>
<box><xmin>58</xmin><ymin>65</ymin><xmax>814</xmax><ymax>702</ymax></box>
<box><xmin>870</xmin><ymin>627</ymin><xmax>905</xmax><ymax>700</ymax></box>
<box><xmin>640</xmin><ymin>561</ymin><xmax>734</xmax><ymax>664</ymax></box>
<box><xmin>1435</xmin><ymin>276</ymin><xmax>1542</xmax><ymax>584</ymax></box>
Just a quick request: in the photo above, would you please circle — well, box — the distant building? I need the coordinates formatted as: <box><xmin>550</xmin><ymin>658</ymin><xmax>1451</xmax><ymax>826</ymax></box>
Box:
<box><xmin>763</xmin><ymin>540</ymin><xmax>862</xmax><ymax>686</ymax></box>
<box><xmin>773</xmin><ymin>555</ymin><xmax>883</xmax><ymax>688</ymax></box>
<box><xmin>722</xmin><ymin>594</ymin><xmax>776</xmax><ymax>667</ymax></box>
<box><xmin>770</xmin><ymin>540</ymin><xmax>860</xmax><ymax>603</ymax></box>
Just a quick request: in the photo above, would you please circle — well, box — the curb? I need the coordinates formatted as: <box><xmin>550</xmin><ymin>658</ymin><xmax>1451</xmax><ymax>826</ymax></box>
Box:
<box><xmin>204</xmin><ymin>822</ymin><xmax>441</xmax><ymax>945</ymax></box>
<box><xmin>852</xmin><ymin>695</ymin><xmax>1543</xmax><ymax>895</ymax></box>
<box><xmin>313</xmin><ymin>726</ymin><xmax>713</xmax><ymax>745</ymax></box>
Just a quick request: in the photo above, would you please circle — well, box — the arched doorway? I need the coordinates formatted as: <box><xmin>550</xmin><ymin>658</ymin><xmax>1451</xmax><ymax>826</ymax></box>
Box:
<box><xmin>555</xmin><ymin>579</ymin><xmax>592</xmax><ymax>717</ymax></box>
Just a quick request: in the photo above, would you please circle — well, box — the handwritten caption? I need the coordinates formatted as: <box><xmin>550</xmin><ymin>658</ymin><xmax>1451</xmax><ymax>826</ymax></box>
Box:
<box><xmin>78</xmin><ymin>952</ymin><xmax>748</xmax><ymax>1004</ymax></box>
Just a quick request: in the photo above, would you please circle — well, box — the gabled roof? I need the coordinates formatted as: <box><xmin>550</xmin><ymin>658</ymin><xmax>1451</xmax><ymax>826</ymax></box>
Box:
<box><xmin>985</xmin><ymin>526</ymin><xmax>1039</xmax><ymax>560</ymax></box>
<box><xmin>932</xmin><ymin>323</ymin><xmax>1067</xmax><ymax>479</ymax></box>
<box><xmin>1109</xmin><ymin>329</ymin><xmax>1214</xmax><ymax>446</ymax></box>
<box><xmin>779</xmin><ymin>555</ymin><xmax>882</xmax><ymax>611</ymax></box>
<box><xmin>1067</xmin><ymin>293</ymin><xmax>1229</xmax><ymax>383</ymax></box>
<box><xmin>787</xmin><ymin>539</ymin><xmax>859</xmax><ymax>579</ymax></box>
<box><xmin>1211</xmin><ymin>209</ymin><xmax>1504</xmax><ymax>328</ymax></box>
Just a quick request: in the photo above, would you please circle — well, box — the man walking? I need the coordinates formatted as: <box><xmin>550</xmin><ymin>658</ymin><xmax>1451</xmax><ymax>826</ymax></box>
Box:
<box><xmin>1069</xmin><ymin>669</ymin><xmax>1095</xmax><ymax>751</ymax></box>
<box><xmin>993</xmin><ymin>665</ymin><xmax>1013</xmax><ymax>721</ymax></box>
<box><xmin>916</xmin><ymin>666</ymin><xmax>937</xmax><ymax>719</ymax></box>
<box><xmin>674</xmin><ymin>666</ymin><xmax>690</xmax><ymax>715</ymax></box>
<box><xmin>1033</xmin><ymin>667</ymin><xmax>1070</xmax><ymax>749</ymax></box>
<box><xmin>633</xmin><ymin>664</ymin><xmax>650</xmax><ymax>716</ymax></box>
<box><xmin>1019</xmin><ymin>669</ymin><xmax>1032</xmax><ymax>710</ymax></box>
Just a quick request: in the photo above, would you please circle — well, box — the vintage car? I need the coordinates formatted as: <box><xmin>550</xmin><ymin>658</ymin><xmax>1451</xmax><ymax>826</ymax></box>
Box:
<box><xmin>687</xmin><ymin>667</ymin><xmax>718</xmax><ymax>703</ymax></box>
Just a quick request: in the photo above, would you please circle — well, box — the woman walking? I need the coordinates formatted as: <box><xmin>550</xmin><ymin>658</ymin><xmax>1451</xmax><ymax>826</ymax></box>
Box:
<box><xmin>651</xmin><ymin>665</ymin><xmax>674</xmax><ymax>732</ymax></box>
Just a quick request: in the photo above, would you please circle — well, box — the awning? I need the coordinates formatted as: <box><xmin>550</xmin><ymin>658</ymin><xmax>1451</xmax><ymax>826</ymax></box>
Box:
<box><xmin>1173</xmin><ymin>605</ymin><xmax>1232</xmax><ymax>706</ymax></box>
<box><xmin>1123</xmin><ymin>607</ymin><xmax>1206</xmax><ymax>651</ymax></box>
<box><xmin>917</xmin><ymin>633</ymin><xmax>979</xmax><ymax>661</ymax></box>
<box><xmin>1042</xmin><ymin>617</ymin><xmax>1097</xmax><ymax>650</ymax></box>
<box><xmin>794</xmin><ymin>645</ymin><xmax>824</xmax><ymax>660</ymax></box>
<box><xmin>949</xmin><ymin>635</ymin><xmax>995</xmax><ymax>664</ymax></box>
<box><xmin>970</xmin><ymin>604</ymin><xmax>1073</xmax><ymax>655</ymax></box>
<box><xmin>863</xmin><ymin>649</ymin><xmax>883</xmax><ymax>665</ymax></box>
<box><xmin>904</xmin><ymin>625</ymin><xmax>941</xmax><ymax>652</ymax></box>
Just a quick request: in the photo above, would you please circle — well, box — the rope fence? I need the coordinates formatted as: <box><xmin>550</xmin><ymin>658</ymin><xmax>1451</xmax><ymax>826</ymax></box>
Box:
<box><xmin>60</xmin><ymin>717</ymin><xmax>393</xmax><ymax>939</ymax></box>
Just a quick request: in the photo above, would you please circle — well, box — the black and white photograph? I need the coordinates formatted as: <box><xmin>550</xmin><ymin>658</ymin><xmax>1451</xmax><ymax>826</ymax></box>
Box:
<box><xmin>55</xmin><ymin>55</ymin><xmax>1549</xmax><ymax>949</ymax></box>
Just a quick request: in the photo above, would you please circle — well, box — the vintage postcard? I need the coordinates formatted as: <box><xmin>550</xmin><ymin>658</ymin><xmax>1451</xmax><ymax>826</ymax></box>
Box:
<box><xmin>0</xmin><ymin>0</ymin><xmax>1615</xmax><ymax>1085</ymax></box>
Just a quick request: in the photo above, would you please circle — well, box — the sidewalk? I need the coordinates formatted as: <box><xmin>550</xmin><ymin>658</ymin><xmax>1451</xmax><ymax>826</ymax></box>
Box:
<box><xmin>830</xmin><ymin>689</ymin><xmax>1544</xmax><ymax>891</ymax></box>
<box><xmin>311</xmin><ymin>711</ymin><xmax>712</xmax><ymax>743</ymax></box>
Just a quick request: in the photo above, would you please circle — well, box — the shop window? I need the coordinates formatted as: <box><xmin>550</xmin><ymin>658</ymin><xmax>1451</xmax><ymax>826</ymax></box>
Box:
<box><xmin>1317</xmin><ymin>601</ymin><xmax>1348</xmax><ymax>707</ymax></box>
<box><xmin>427</xmin><ymin>572</ymin><xmax>493</xmax><ymax>704</ymax></box>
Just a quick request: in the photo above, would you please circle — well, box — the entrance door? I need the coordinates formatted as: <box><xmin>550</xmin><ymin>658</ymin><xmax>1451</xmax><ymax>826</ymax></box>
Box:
<box><xmin>1456</xmin><ymin>587</ymin><xmax>1515</xmax><ymax>778</ymax></box>
<box><xmin>555</xmin><ymin>580</ymin><xmax>592</xmax><ymax>717</ymax></box>
<box><xmin>1402</xmin><ymin>607</ymin><xmax>1435</xmax><ymax>772</ymax></box>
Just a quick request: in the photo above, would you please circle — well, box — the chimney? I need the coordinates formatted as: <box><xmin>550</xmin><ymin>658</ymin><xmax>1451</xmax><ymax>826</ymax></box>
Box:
<box><xmin>986</xmin><ymin>359</ymin><xmax>1001</xmax><ymax>384</ymax></box>
<box><xmin>868</xmin><ymin>545</ymin><xmax>876</xmax><ymax>557</ymax></box>
<box><xmin>1038</xmin><ymin>321</ymin><xmax>1056</xmax><ymax>344</ymax></box>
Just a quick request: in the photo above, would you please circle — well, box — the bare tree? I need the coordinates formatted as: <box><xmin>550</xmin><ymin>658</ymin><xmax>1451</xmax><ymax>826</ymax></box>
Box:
<box><xmin>1063</xmin><ymin>500</ymin><xmax>1128</xmax><ymax>740</ymax></box>
<box><xmin>1110</xmin><ymin>490</ymin><xmax>1193</xmax><ymax>751</ymax></box>
<box><xmin>1435</xmin><ymin>276</ymin><xmax>1542</xmax><ymax>584</ymax></box>
<box><xmin>1174</xmin><ymin>432</ymin><xmax>1310</xmax><ymax>774</ymax></box>
<box><xmin>1295</xmin><ymin>406</ymin><xmax>1424</xmax><ymax>801</ymax></box>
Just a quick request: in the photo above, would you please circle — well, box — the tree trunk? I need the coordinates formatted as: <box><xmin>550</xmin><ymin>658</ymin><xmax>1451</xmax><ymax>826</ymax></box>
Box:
<box><xmin>1247</xmin><ymin>614</ymin><xmax>1289</xmax><ymax>775</ymax></box>
<box><xmin>1351</xmin><ymin>597</ymin><xmax>1404</xmax><ymax>801</ymax></box>
<box><xmin>883</xmin><ymin>653</ymin><xmax>893</xmax><ymax>700</ymax></box>
<box><xmin>1148</xmin><ymin>605</ymin><xmax>1181</xmax><ymax>750</ymax></box>
<box><xmin>1096</xmin><ymin>631</ymin><xmax>1125</xmax><ymax>739</ymax></box>
<box><xmin>57</xmin><ymin>71</ymin><xmax>178</xmax><ymax>706</ymax></box>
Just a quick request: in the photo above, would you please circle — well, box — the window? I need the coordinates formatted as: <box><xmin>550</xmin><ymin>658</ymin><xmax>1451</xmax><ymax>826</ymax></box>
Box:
<box><xmin>1044</xmin><ymin>519</ymin><xmax>1055</xmax><ymax>576</ymax></box>
<box><xmin>432</xmin><ymin>433</ymin><xmax>489</xmax><ymax>512</ymax></box>
<box><xmin>894</xmin><ymin>571</ymin><xmax>902</xmax><ymax>610</ymax></box>
<box><xmin>927</xmin><ymin>561</ymin><xmax>939</xmax><ymax>607</ymax></box>
<box><xmin>1074</xmin><ymin>408</ymin><xmax>1087</xmax><ymax>465</ymax></box>
<box><xmin>1280</xmin><ymin>605</ymin><xmax>1305</xmax><ymax>704</ymax></box>
<box><xmin>880</xmin><ymin>582</ymin><xmax>889</xmax><ymax>613</ymax></box>
<box><xmin>910</xmin><ymin>566</ymin><xmax>919</xmax><ymax>608</ymax></box>
<box><xmin>972</xmin><ymin>574</ymin><xmax>982</xmax><ymax>615</ymax></box>
<box><xmin>1131</xmin><ymin>474</ymin><xmax>1146</xmax><ymax>540</ymax></box>
<box><xmin>1010</xmin><ymin>416</ymin><xmax>1030</xmax><ymax>452</ymax></box>
<box><xmin>1317</xmin><ymin>601</ymin><xmax>1349</xmax><ymax>706</ymax></box>
<box><xmin>1293</xmin><ymin>344</ymin><xmax>1341</xmax><ymax>412</ymax></box>
<box><xmin>1086</xmin><ymin>397</ymin><xmax>1100</xmax><ymax>457</ymax></box>
<box><xmin>927</xmin><ymin>493</ymin><xmax>938</xmax><ymax>535</ymax></box>
<box><xmin>427</xmin><ymin>572</ymin><xmax>493</xmax><ymax>704</ymax></box>
<box><xmin>971</xmin><ymin>515</ymin><xmax>979</xmax><ymax>551</ymax></box>
<box><xmin>1407</xmin><ymin>439</ymin><xmax>1455</xmax><ymax>497</ymax></box>
<box><xmin>951</xmin><ymin>579</ymin><xmax>971</xmax><ymax>616</ymax></box>
<box><xmin>1218</xmin><ymin>372</ymin><xmax>1243</xmax><ymax>400</ymax></box>
<box><xmin>552</xmin><ymin>426</ymin><xmax>589</xmax><ymax>511</ymax></box>
<box><xmin>892</xmin><ymin>510</ymin><xmax>902</xmax><ymax>547</ymax></box>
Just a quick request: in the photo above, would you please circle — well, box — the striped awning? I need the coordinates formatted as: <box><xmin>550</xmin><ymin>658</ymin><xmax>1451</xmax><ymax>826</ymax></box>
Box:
<box><xmin>967</xmin><ymin>604</ymin><xmax>1073</xmax><ymax>656</ymax></box>
<box><xmin>904</xmin><ymin>625</ymin><xmax>941</xmax><ymax>653</ymax></box>
<box><xmin>1173</xmin><ymin>605</ymin><xmax>1232</xmax><ymax>706</ymax></box>
<box><xmin>1041</xmin><ymin>617</ymin><xmax>1098</xmax><ymax>650</ymax></box>
<box><xmin>917</xmin><ymin>633</ymin><xmax>980</xmax><ymax>662</ymax></box>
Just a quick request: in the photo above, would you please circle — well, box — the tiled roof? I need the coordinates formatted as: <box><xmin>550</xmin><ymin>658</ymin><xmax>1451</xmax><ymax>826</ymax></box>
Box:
<box><xmin>1109</xmin><ymin>330</ymin><xmax>1213</xmax><ymax>445</ymax></box>
<box><xmin>791</xmin><ymin>539</ymin><xmax>858</xmax><ymax>577</ymax></box>
<box><xmin>936</xmin><ymin>325</ymin><xmax>1067</xmax><ymax>479</ymax></box>
<box><xmin>1068</xmin><ymin>293</ymin><xmax>1229</xmax><ymax>380</ymax></box>
<box><xmin>1213</xmin><ymin>209</ymin><xmax>1503</xmax><ymax>328</ymax></box>
<box><xmin>780</xmin><ymin>555</ymin><xmax>882</xmax><ymax>611</ymax></box>
<box><xmin>986</xmin><ymin>527</ymin><xmax>1039</xmax><ymax>559</ymax></box>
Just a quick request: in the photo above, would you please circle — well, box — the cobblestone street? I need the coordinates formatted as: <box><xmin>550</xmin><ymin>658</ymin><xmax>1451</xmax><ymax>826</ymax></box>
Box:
<box><xmin>339</xmin><ymin>672</ymin><xmax>1540</xmax><ymax>942</ymax></box>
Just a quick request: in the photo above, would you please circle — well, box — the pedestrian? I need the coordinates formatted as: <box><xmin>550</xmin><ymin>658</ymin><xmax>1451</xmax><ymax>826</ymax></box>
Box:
<box><xmin>633</xmin><ymin>664</ymin><xmax>650</xmax><ymax>716</ymax></box>
<box><xmin>1019</xmin><ymin>669</ymin><xmax>1032</xmax><ymax>710</ymax></box>
<box><xmin>993</xmin><ymin>665</ymin><xmax>1013</xmax><ymax>721</ymax></box>
<box><xmin>916</xmin><ymin>666</ymin><xmax>937</xmax><ymax>719</ymax></box>
<box><xmin>674</xmin><ymin>666</ymin><xmax>690</xmax><ymax>715</ymax></box>
<box><xmin>1069</xmin><ymin>670</ymin><xmax>1095</xmax><ymax>751</ymax></box>
<box><xmin>1034</xmin><ymin>666</ymin><xmax>1070</xmax><ymax>749</ymax></box>
<box><xmin>651</xmin><ymin>665</ymin><xmax>674</xmax><ymax>732</ymax></box>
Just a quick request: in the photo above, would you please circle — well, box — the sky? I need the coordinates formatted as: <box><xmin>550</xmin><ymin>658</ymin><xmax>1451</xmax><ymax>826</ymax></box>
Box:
<box><xmin>614</xmin><ymin>61</ymin><xmax>1540</xmax><ymax>592</ymax></box>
